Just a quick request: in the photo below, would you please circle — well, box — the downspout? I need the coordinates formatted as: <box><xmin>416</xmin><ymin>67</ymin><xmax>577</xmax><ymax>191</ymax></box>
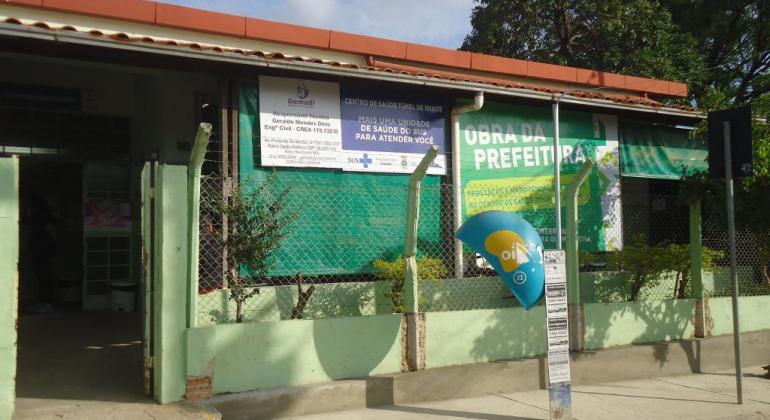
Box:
<box><xmin>187</xmin><ymin>123</ymin><xmax>212</xmax><ymax>329</ymax></box>
<box><xmin>451</xmin><ymin>91</ymin><xmax>484</xmax><ymax>278</ymax></box>
<box><xmin>566</xmin><ymin>159</ymin><xmax>594</xmax><ymax>351</ymax></box>
<box><xmin>552</xmin><ymin>101</ymin><xmax>563</xmax><ymax>249</ymax></box>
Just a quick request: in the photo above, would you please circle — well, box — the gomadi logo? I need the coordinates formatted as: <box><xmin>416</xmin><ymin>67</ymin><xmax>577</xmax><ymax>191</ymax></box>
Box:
<box><xmin>288</xmin><ymin>83</ymin><xmax>314</xmax><ymax>107</ymax></box>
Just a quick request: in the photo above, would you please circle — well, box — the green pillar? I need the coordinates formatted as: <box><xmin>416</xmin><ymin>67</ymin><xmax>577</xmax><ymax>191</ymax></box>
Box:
<box><xmin>403</xmin><ymin>146</ymin><xmax>438</xmax><ymax>372</ymax></box>
<box><xmin>0</xmin><ymin>157</ymin><xmax>19</xmax><ymax>420</ymax></box>
<box><xmin>690</xmin><ymin>199</ymin><xmax>704</xmax><ymax>299</ymax></box>
<box><xmin>566</xmin><ymin>160</ymin><xmax>593</xmax><ymax>352</ymax></box>
<box><xmin>690</xmin><ymin>199</ymin><xmax>709</xmax><ymax>338</ymax></box>
<box><xmin>566</xmin><ymin>160</ymin><xmax>594</xmax><ymax>305</ymax></box>
<box><xmin>187</xmin><ymin>123</ymin><xmax>212</xmax><ymax>329</ymax></box>
<box><xmin>402</xmin><ymin>146</ymin><xmax>439</xmax><ymax>313</ymax></box>
<box><xmin>155</xmin><ymin>165</ymin><xmax>190</xmax><ymax>403</ymax></box>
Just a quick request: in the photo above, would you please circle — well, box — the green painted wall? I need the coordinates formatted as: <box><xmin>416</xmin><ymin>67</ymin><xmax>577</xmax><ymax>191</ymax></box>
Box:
<box><xmin>187</xmin><ymin>314</ymin><xmax>403</xmax><ymax>394</ymax></box>
<box><xmin>708</xmin><ymin>296</ymin><xmax>770</xmax><ymax>336</ymax></box>
<box><xmin>425</xmin><ymin>307</ymin><xmax>547</xmax><ymax>369</ymax></box>
<box><xmin>579</xmin><ymin>269</ymin><xmax>757</xmax><ymax>303</ymax></box>
<box><xmin>197</xmin><ymin>271</ymin><xmax>754</xmax><ymax>326</ymax></box>
<box><xmin>703</xmin><ymin>267</ymin><xmax>760</xmax><ymax>297</ymax></box>
<box><xmin>154</xmin><ymin>165</ymin><xmax>189</xmax><ymax>404</ymax></box>
<box><xmin>197</xmin><ymin>277</ymin><xmax>521</xmax><ymax>325</ymax></box>
<box><xmin>0</xmin><ymin>157</ymin><xmax>18</xmax><ymax>420</ymax></box>
<box><xmin>198</xmin><ymin>281</ymin><xmax>394</xmax><ymax>325</ymax></box>
<box><xmin>583</xmin><ymin>299</ymin><xmax>695</xmax><ymax>350</ymax></box>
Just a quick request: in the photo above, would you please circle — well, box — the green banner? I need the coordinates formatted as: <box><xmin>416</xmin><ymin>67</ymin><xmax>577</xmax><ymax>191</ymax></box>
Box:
<box><xmin>239</xmin><ymin>86</ymin><xmax>442</xmax><ymax>276</ymax></box>
<box><xmin>620</xmin><ymin>122</ymin><xmax>707</xmax><ymax>179</ymax></box>
<box><xmin>459</xmin><ymin>101</ymin><xmax>622</xmax><ymax>252</ymax></box>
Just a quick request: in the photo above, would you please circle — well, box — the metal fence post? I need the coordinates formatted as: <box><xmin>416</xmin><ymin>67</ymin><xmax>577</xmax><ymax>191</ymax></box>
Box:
<box><xmin>566</xmin><ymin>159</ymin><xmax>594</xmax><ymax>352</ymax></box>
<box><xmin>690</xmin><ymin>199</ymin><xmax>708</xmax><ymax>338</ymax></box>
<box><xmin>187</xmin><ymin>123</ymin><xmax>212</xmax><ymax>329</ymax></box>
<box><xmin>403</xmin><ymin>145</ymin><xmax>439</xmax><ymax>371</ymax></box>
<box><xmin>723</xmin><ymin>121</ymin><xmax>744</xmax><ymax>404</ymax></box>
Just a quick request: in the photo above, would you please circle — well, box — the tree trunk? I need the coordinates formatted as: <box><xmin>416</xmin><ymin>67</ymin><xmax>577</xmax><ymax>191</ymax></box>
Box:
<box><xmin>236</xmin><ymin>299</ymin><xmax>244</xmax><ymax>323</ymax></box>
<box><xmin>291</xmin><ymin>273</ymin><xmax>315</xmax><ymax>320</ymax></box>
<box><xmin>678</xmin><ymin>272</ymin><xmax>690</xmax><ymax>300</ymax></box>
<box><xmin>673</xmin><ymin>272</ymin><xmax>681</xmax><ymax>300</ymax></box>
<box><xmin>631</xmin><ymin>274</ymin><xmax>644</xmax><ymax>301</ymax></box>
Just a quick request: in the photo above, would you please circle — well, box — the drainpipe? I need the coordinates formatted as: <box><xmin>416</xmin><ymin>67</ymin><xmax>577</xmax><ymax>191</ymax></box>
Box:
<box><xmin>552</xmin><ymin>101</ymin><xmax>563</xmax><ymax>249</ymax></box>
<box><xmin>403</xmin><ymin>145</ymin><xmax>439</xmax><ymax>371</ymax></box>
<box><xmin>566</xmin><ymin>159</ymin><xmax>594</xmax><ymax>351</ymax></box>
<box><xmin>451</xmin><ymin>91</ymin><xmax>484</xmax><ymax>278</ymax></box>
<box><xmin>187</xmin><ymin>123</ymin><xmax>212</xmax><ymax>329</ymax></box>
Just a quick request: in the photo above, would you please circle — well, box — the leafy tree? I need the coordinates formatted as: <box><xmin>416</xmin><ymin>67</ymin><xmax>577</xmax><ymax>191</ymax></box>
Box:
<box><xmin>680</xmin><ymin>100</ymin><xmax>770</xmax><ymax>287</ymax></box>
<box><xmin>461</xmin><ymin>0</ymin><xmax>770</xmax><ymax>290</ymax></box>
<box><xmin>215</xmin><ymin>175</ymin><xmax>296</xmax><ymax>323</ymax></box>
<box><xmin>665</xmin><ymin>243</ymin><xmax>725</xmax><ymax>299</ymax></box>
<box><xmin>663</xmin><ymin>0</ymin><xmax>770</xmax><ymax>102</ymax></box>
<box><xmin>606</xmin><ymin>235</ymin><xmax>669</xmax><ymax>301</ymax></box>
<box><xmin>461</xmin><ymin>0</ymin><xmax>701</xmax><ymax>83</ymax></box>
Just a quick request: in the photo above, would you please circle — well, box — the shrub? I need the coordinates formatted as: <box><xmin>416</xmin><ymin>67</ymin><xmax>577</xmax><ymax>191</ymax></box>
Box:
<box><xmin>373</xmin><ymin>256</ymin><xmax>447</xmax><ymax>313</ymax></box>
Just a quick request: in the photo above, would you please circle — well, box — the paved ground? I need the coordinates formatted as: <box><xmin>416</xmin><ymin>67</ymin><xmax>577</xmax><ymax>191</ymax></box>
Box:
<box><xmin>285</xmin><ymin>366</ymin><xmax>770</xmax><ymax>420</ymax></box>
<box><xmin>13</xmin><ymin>311</ymin><xmax>217</xmax><ymax>419</ymax></box>
<box><xmin>12</xmin><ymin>311</ymin><xmax>770</xmax><ymax>419</ymax></box>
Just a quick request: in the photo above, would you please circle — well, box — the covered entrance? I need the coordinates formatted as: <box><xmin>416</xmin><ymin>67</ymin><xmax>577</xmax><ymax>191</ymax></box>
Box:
<box><xmin>2</xmin><ymin>104</ymin><xmax>147</xmax><ymax>415</ymax></box>
<box><xmin>0</xmin><ymin>41</ymin><xmax>222</xmax><ymax>415</ymax></box>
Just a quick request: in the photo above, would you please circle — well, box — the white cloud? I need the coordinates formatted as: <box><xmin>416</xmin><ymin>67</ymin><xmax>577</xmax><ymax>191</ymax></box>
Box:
<box><xmin>161</xmin><ymin>0</ymin><xmax>474</xmax><ymax>49</ymax></box>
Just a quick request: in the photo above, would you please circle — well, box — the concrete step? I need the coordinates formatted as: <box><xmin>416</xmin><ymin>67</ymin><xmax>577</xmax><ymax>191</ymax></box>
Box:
<box><xmin>207</xmin><ymin>330</ymin><xmax>770</xmax><ymax>420</ymax></box>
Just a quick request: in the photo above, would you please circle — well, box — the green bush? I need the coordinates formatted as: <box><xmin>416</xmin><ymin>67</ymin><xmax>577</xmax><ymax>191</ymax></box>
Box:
<box><xmin>606</xmin><ymin>235</ymin><xmax>724</xmax><ymax>301</ymax></box>
<box><xmin>373</xmin><ymin>256</ymin><xmax>447</xmax><ymax>313</ymax></box>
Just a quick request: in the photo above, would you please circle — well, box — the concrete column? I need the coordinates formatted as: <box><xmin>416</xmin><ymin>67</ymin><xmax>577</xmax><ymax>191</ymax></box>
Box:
<box><xmin>690</xmin><ymin>199</ymin><xmax>710</xmax><ymax>338</ymax></box>
<box><xmin>402</xmin><ymin>147</ymin><xmax>438</xmax><ymax>371</ymax></box>
<box><xmin>404</xmin><ymin>313</ymin><xmax>426</xmax><ymax>371</ymax></box>
<box><xmin>0</xmin><ymin>157</ymin><xmax>19</xmax><ymax>420</ymax></box>
<box><xmin>155</xmin><ymin>165</ymin><xmax>190</xmax><ymax>403</ymax></box>
<box><xmin>566</xmin><ymin>161</ymin><xmax>593</xmax><ymax>352</ymax></box>
<box><xmin>568</xmin><ymin>303</ymin><xmax>585</xmax><ymax>351</ymax></box>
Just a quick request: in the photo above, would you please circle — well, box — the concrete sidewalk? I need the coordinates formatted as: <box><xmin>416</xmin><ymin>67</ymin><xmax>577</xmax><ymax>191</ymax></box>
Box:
<box><xmin>284</xmin><ymin>366</ymin><xmax>770</xmax><ymax>420</ymax></box>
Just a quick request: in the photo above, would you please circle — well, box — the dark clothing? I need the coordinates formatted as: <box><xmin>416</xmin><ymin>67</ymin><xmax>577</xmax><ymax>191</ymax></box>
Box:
<box><xmin>30</xmin><ymin>197</ymin><xmax>56</xmax><ymax>302</ymax></box>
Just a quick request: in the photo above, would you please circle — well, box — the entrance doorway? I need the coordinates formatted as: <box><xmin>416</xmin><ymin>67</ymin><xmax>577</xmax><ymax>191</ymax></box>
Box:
<box><xmin>2</xmin><ymin>108</ymin><xmax>148</xmax><ymax>415</ymax></box>
<box><xmin>18</xmin><ymin>159</ymin><xmax>82</xmax><ymax>311</ymax></box>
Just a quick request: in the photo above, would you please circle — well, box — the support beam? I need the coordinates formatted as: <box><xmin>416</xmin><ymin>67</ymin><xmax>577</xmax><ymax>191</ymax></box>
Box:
<box><xmin>403</xmin><ymin>145</ymin><xmax>439</xmax><ymax>371</ymax></box>
<box><xmin>690</xmin><ymin>199</ymin><xmax>709</xmax><ymax>338</ymax></box>
<box><xmin>187</xmin><ymin>123</ymin><xmax>213</xmax><ymax>329</ymax></box>
<box><xmin>565</xmin><ymin>159</ymin><xmax>594</xmax><ymax>352</ymax></box>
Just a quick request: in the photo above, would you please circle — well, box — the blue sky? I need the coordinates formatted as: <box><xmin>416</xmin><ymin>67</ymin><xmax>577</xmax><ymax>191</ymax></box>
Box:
<box><xmin>162</xmin><ymin>0</ymin><xmax>475</xmax><ymax>50</ymax></box>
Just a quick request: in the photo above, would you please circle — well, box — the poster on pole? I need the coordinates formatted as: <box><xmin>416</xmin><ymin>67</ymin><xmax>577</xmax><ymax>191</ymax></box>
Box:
<box><xmin>459</xmin><ymin>101</ymin><xmax>622</xmax><ymax>252</ymax></box>
<box><xmin>340</xmin><ymin>86</ymin><xmax>446</xmax><ymax>175</ymax></box>
<box><xmin>258</xmin><ymin>75</ymin><xmax>342</xmax><ymax>169</ymax></box>
<box><xmin>544</xmin><ymin>249</ymin><xmax>572</xmax><ymax>419</ymax></box>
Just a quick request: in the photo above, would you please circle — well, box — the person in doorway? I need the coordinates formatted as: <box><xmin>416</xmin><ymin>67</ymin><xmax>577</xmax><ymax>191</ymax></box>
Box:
<box><xmin>29</xmin><ymin>194</ymin><xmax>57</xmax><ymax>312</ymax></box>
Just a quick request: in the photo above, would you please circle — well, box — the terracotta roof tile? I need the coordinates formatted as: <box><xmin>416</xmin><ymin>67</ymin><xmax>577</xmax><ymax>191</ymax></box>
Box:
<box><xmin>1</xmin><ymin>0</ymin><xmax>689</xmax><ymax>98</ymax></box>
<box><xmin>0</xmin><ymin>16</ymin><xmax>697</xmax><ymax>113</ymax></box>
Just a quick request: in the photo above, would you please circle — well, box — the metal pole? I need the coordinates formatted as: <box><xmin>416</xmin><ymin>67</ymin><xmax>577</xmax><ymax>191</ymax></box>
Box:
<box><xmin>187</xmin><ymin>122</ymin><xmax>213</xmax><ymax>329</ymax></box>
<box><xmin>723</xmin><ymin>120</ymin><xmax>743</xmax><ymax>404</ymax></box>
<box><xmin>553</xmin><ymin>102</ymin><xmax>563</xmax><ymax>249</ymax></box>
<box><xmin>451</xmin><ymin>92</ymin><xmax>484</xmax><ymax>279</ymax></box>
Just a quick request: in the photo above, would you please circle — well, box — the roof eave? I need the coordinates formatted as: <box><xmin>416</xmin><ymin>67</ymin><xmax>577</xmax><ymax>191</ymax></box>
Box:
<box><xmin>0</xmin><ymin>22</ymin><xmax>704</xmax><ymax>119</ymax></box>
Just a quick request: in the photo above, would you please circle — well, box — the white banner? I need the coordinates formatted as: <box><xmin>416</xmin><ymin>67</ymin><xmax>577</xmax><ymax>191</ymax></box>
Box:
<box><xmin>258</xmin><ymin>76</ymin><xmax>342</xmax><ymax>169</ymax></box>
